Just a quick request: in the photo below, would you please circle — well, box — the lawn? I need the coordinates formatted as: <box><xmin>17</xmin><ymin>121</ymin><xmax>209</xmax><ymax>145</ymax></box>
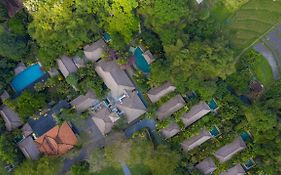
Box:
<box><xmin>252</xmin><ymin>53</ymin><xmax>274</xmax><ymax>87</ymax></box>
<box><xmin>225</xmin><ymin>0</ymin><xmax>281</xmax><ymax>52</ymax></box>
<box><xmin>208</xmin><ymin>0</ymin><xmax>249</xmax><ymax>23</ymax></box>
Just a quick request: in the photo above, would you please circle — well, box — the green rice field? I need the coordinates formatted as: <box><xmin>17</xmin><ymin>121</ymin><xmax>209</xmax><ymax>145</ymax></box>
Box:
<box><xmin>225</xmin><ymin>0</ymin><xmax>281</xmax><ymax>51</ymax></box>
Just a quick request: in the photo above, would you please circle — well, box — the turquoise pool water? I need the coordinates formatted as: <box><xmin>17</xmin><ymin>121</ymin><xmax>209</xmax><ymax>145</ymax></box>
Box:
<box><xmin>134</xmin><ymin>47</ymin><xmax>150</xmax><ymax>73</ymax></box>
<box><xmin>103</xmin><ymin>32</ymin><xmax>111</xmax><ymax>42</ymax></box>
<box><xmin>11</xmin><ymin>63</ymin><xmax>46</xmax><ymax>93</ymax></box>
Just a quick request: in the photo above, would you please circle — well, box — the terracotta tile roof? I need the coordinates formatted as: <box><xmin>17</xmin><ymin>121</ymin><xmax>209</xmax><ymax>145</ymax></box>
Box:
<box><xmin>57</xmin><ymin>122</ymin><xmax>78</xmax><ymax>145</ymax></box>
<box><xmin>35</xmin><ymin>122</ymin><xmax>77</xmax><ymax>155</ymax></box>
<box><xmin>35</xmin><ymin>126</ymin><xmax>59</xmax><ymax>144</ymax></box>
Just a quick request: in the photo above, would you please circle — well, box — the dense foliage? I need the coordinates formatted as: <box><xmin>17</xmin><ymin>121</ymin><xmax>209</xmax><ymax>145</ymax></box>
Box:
<box><xmin>0</xmin><ymin>0</ymin><xmax>280</xmax><ymax>174</ymax></box>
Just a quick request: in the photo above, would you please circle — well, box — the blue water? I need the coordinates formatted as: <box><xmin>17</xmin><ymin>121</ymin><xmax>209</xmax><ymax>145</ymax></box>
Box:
<box><xmin>134</xmin><ymin>47</ymin><xmax>150</xmax><ymax>73</ymax></box>
<box><xmin>103</xmin><ymin>32</ymin><xmax>112</xmax><ymax>42</ymax></box>
<box><xmin>208</xmin><ymin>99</ymin><xmax>218</xmax><ymax>111</ymax></box>
<box><xmin>11</xmin><ymin>64</ymin><xmax>46</xmax><ymax>93</ymax></box>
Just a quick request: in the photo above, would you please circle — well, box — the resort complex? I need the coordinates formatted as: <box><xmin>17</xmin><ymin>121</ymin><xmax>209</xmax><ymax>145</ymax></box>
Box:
<box><xmin>0</xmin><ymin>0</ymin><xmax>280</xmax><ymax>174</ymax></box>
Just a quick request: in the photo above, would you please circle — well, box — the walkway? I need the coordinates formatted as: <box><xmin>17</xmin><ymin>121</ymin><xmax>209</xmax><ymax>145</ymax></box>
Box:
<box><xmin>124</xmin><ymin>119</ymin><xmax>162</xmax><ymax>145</ymax></box>
<box><xmin>253</xmin><ymin>24</ymin><xmax>281</xmax><ymax>80</ymax></box>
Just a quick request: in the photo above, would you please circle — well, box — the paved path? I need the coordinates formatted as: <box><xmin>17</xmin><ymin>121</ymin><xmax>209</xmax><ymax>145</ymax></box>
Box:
<box><xmin>124</xmin><ymin>119</ymin><xmax>162</xmax><ymax>145</ymax></box>
<box><xmin>254</xmin><ymin>43</ymin><xmax>280</xmax><ymax>80</ymax></box>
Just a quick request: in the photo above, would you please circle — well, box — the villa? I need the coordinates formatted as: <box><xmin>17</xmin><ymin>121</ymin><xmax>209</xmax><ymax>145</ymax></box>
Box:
<box><xmin>70</xmin><ymin>91</ymin><xmax>99</xmax><ymax>113</ymax></box>
<box><xmin>160</xmin><ymin>123</ymin><xmax>180</xmax><ymax>139</ymax></box>
<box><xmin>181</xmin><ymin>101</ymin><xmax>211</xmax><ymax>127</ymax></box>
<box><xmin>57</xmin><ymin>55</ymin><xmax>78</xmax><ymax>78</ymax></box>
<box><xmin>35</xmin><ymin>122</ymin><xmax>78</xmax><ymax>155</ymax></box>
<box><xmin>0</xmin><ymin>105</ymin><xmax>22</xmax><ymax>131</ymax></box>
<box><xmin>147</xmin><ymin>81</ymin><xmax>176</xmax><ymax>103</ymax></box>
<box><xmin>214</xmin><ymin>137</ymin><xmax>247</xmax><ymax>163</ymax></box>
<box><xmin>220</xmin><ymin>164</ymin><xmax>246</xmax><ymax>175</ymax></box>
<box><xmin>116</xmin><ymin>91</ymin><xmax>147</xmax><ymax>123</ymax></box>
<box><xmin>181</xmin><ymin>129</ymin><xmax>212</xmax><ymax>152</ymax></box>
<box><xmin>95</xmin><ymin>60</ymin><xmax>135</xmax><ymax>98</ymax></box>
<box><xmin>91</xmin><ymin>106</ymin><xmax>119</xmax><ymax>136</ymax></box>
<box><xmin>195</xmin><ymin>157</ymin><xmax>217</xmax><ymax>175</ymax></box>
<box><xmin>18</xmin><ymin>136</ymin><xmax>40</xmax><ymax>160</ymax></box>
<box><xmin>156</xmin><ymin>95</ymin><xmax>186</xmax><ymax>121</ymax></box>
<box><xmin>84</xmin><ymin>39</ymin><xmax>107</xmax><ymax>62</ymax></box>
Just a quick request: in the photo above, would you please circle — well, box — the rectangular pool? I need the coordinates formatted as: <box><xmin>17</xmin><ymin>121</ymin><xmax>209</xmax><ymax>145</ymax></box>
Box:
<box><xmin>11</xmin><ymin>63</ymin><xmax>47</xmax><ymax>93</ymax></box>
<box><xmin>134</xmin><ymin>47</ymin><xmax>150</xmax><ymax>73</ymax></box>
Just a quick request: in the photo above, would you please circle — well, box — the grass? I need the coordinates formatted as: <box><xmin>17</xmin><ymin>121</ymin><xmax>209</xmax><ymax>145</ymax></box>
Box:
<box><xmin>208</xmin><ymin>0</ymin><xmax>249</xmax><ymax>23</ymax></box>
<box><xmin>252</xmin><ymin>52</ymin><xmax>274</xmax><ymax>87</ymax></box>
<box><xmin>225</xmin><ymin>0</ymin><xmax>281</xmax><ymax>52</ymax></box>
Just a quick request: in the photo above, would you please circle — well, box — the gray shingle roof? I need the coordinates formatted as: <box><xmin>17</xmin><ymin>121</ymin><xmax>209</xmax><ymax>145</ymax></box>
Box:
<box><xmin>156</xmin><ymin>95</ymin><xmax>185</xmax><ymax>121</ymax></box>
<box><xmin>214</xmin><ymin>137</ymin><xmax>247</xmax><ymax>163</ymax></box>
<box><xmin>21</xmin><ymin>123</ymin><xmax>33</xmax><ymax>137</ymax></box>
<box><xmin>14</xmin><ymin>62</ymin><xmax>26</xmax><ymax>75</ymax></box>
<box><xmin>0</xmin><ymin>105</ymin><xmax>22</xmax><ymax>131</ymax></box>
<box><xmin>195</xmin><ymin>157</ymin><xmax>217</xmax><ymax>175</ymax></box>
<box><xmin>95</xmin><ymin>60</ymin><xmax>135</xmax><ymax>98</ymax></box>
<box><xmin>147</xmin><ymin>82</ymin><xmax>176</xmax><ymax>103</ymax></box>
<box><xmin>181</xmin><ymin>101</ymin><xmax>211</xmax><ymax>127</ymax></box>
<box><xmin>181</xmin><ymin>129</ymin><xmax>212</xmax><ymax>152</ymax></box>
<box><xmin>220</xmin><ymin>164</ymin><xmax>246</xmax><ymax>175</ymax></box>
<box><xmin>0</xmin><ymin>90</ymin><xmax>10</xmax><ymax>102</ymax></box>
<box><xmin>84</xmin><ymin>39</ymin><xmax>107</xmax><ymax>62</ymax></box>
<box><xmin>91</xmin><ymin>107</ymin><xmax>117</xmax><ymax>136</ymax></box>
<box><xmin>57</xmin><ymin>55</ymin><xmax>78</xmax><ymax>78</ymax></box>
<box><xmin>117</xmin><ymin>91</ymin><xmax>146</xmax><ymax>123</ymax></box>
<box><xmin>70</xmin><ymin>91</ymin><xmax>98</xmax><ymax>113</ymax></box>
<box><xmin>160</xmin><ymin>123</ymin><xmax>180</xmax><ymax>139</ymax></box>
<box><xmin>18</xmin><ymin>136</ymin><xmax>40</xmax><ymax>160</ymax></box>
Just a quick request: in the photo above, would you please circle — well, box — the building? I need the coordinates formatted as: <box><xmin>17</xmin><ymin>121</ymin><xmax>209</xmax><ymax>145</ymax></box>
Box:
<box><xmin>214</xmin><ymin>137</ymin><xmax>247</xmax><ymax>163</ymax></box>
<box><xmin>220</xmin><ymin>164</ymin><xmax>246</xmax><ymax>175</ymax></box>
<box><xmin>57</xmin><ymin>55</ymin><xmax>78</xmax><ymax>78</ymax></box>
<box><xmin>70</xmin><ymin>91</ymin><xmax>99</xmax><ymax>113</ymax></box>
<box><xmin>28</xmin><ymin>115</ymin><xmax>57</xmax><ymax>138</ymax></box>
<box><xmin>0</xmin><ymin>90</ymin><xmax>10</xmax><ymax>102</ymax></box>
<box><xmin>28</xmin><ymin>100</ymin><xmax>70</xmax><ymax>137</ymax></box>
<box><xmin>117</xmin><ymin>91</ymin><xmax>147</xmax><ymax>123</ymax></box>
<box><xmin>0</xmin><ymin>105</ymin><xmax>22</xmax><ymax>131</ymax></box>
<box><xmin>181</xmin><ymin>129</ymin><xmax>212</xmax><ymax>152</ymax></box>
<box><xmin>14</xmin><ymin>62</ymin><xmax>26</xmax><ymax>75</ymax></box>
<box><xmin>143</xmin><ymin>50</ymin><xmax>155</xmax><ymax>64</ymax></box>
<box><xmin>84</xmin><ymin>39</ymin><xmax>107</xmax><ymax>62</ymax></box>
<box><xmin>181</xmin><ymin>101</ymin><xmax>211</xmax><ymax>127</ymax></box>
<box><xmin>35</xmin><ymin>122</ymin><xmax>78</xmax><ymax>155</ymax></box>
<box><xmin>91</xmin><ymin>107</ymin><xmax>118</xmax><ymax>136</ymax></box>
<box><xmin>95</xmin><ymin>60</ymin><xmax>135</xmax><ymax>98</ymax></box>
<box><xmin>156</xmin><ymin>95</ymin><xmax>185</xmax><ymax>121</ymax></box>
<box><xmin>18</xmin><ymin>136</ymin><xmax>40</xmax><ymax>160</ymax></box>
<box><xmin>72</xmin><ymin>56</ymin><xmax>86</xmax><ymax>68</ymax></box>
<box><xmin>160</xmin><ymin>123</ymin><xmax>180</xmax><ymax>139</ymax></box>
<box><xmin>195</xmin><ymin>157</ymin><xmax>217</xmax><ymax>175</ymax></box>
<box><xmin>21</xmin><ymin>123</ymin><xmax>33</xmax><ymax>137</ymax></box>
<box><xmin>147</xmin><ymin>82</ymin><xmax>176</xmax><ymax>103</ymax></box>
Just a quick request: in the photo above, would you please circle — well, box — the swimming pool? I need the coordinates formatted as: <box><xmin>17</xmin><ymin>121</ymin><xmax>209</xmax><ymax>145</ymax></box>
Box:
<box><xmin>134</xmin><ymin>47</ymin><xmax>150</xmax><ymax>73</ymax></box>
<box><xmin>11</xmin><ymin>63</ymin><xmax>47</xmax><ymax>93</ymax></box>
